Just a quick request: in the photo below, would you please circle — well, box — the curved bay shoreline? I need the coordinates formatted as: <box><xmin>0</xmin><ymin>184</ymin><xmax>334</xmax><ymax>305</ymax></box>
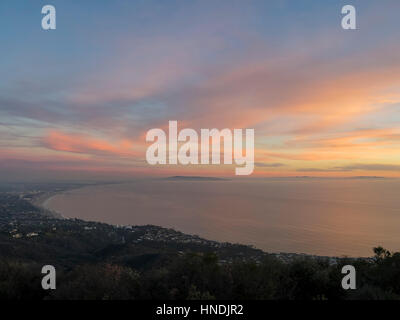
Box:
<box><xmin>27</xmin><ymin>180</ymin><xmax>384</xmax><ymax>259</ymax></box>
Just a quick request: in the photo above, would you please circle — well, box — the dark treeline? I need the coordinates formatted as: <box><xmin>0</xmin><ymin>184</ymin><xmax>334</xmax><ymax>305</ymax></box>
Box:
<box><xmin>1</xmin><ymin>247</ymin><xmax>399</xmax><ymax>300</ymax></box>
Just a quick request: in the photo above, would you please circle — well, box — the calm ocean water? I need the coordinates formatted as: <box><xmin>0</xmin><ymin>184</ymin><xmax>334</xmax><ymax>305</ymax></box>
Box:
<box><xmin>44</xmin><ymin>178</ymin><xmax>400</xmax><ymax>257</ymax></box>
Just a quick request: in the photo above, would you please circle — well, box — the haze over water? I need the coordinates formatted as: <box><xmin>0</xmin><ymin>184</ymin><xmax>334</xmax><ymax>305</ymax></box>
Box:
<box><xmin>44</xmin><ymin>178</ymin><xmax>400</xmax><ymax>257</ymax></box>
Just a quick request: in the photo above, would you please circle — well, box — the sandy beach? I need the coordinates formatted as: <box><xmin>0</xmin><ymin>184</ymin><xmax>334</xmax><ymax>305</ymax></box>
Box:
<box><xmin>31</xmin><ymin>191</ymin><xmax>66</xmax><ymax>219</ymax></box>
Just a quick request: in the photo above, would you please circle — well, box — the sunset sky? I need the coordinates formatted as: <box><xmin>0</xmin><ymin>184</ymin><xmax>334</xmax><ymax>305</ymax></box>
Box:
<box><xmin>1</xmin><ymin>0</ymin><xmax>400</xmax><ymax>180</ymax></box>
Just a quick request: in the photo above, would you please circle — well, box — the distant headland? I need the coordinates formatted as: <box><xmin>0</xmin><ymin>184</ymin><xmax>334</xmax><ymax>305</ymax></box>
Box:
<box><xmin>164</xmin><ymin>176</ymin><xmax>229</xmax><ymax>181</ymax></box>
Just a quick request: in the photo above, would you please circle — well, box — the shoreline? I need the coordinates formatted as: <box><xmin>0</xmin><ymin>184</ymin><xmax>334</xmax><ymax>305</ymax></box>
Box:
<box><xmin>27</xmin><ymin>182</ymin><xmax>377</xmax><ymax>260</ymax></box>
<box><xmin>32</xmin><ymin>191</ymin><xmax>351</xmax><ymax>261</ymax></box>
<box><xmin>30</xmin><ymin>181</ymin><xmax>133</xmax><ymax>219</ymax></box>
<box><xmin>31</xmin><ymin>191</ymin><xmax>66</xmax><ymax>219</ymax></box>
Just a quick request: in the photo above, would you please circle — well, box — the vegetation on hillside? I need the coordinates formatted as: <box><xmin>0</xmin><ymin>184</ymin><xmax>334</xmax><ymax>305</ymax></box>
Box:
<box><xmin>1</xmin><ymin>247</ymin><xmax>400</xmax><ymax>300</ymax></box>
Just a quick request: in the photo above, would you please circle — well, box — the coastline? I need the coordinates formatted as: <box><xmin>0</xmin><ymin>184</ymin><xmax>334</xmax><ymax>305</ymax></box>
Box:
<box><xmin>26</xmin><ymin>180</ymin><xmax>388</xmax><ymax>258</ymax></box>
<box><xmin>26</xmin><ymin>185</ymin><xmax>377</xmax><ymax>260</ymax></box>
<box><xmin>29</xmin><ymin>181</ymin><xmax>130</xmax><ymax>220</ymax></box>
<box><xmin>31</xmin><ymin>191</ymin><xmax>65</xmax><ymax>219</ymax></box>
<box><xmin>30</xmin><ymin>182</ymin><xmax>389</xmax><ymax>257</ymax></box>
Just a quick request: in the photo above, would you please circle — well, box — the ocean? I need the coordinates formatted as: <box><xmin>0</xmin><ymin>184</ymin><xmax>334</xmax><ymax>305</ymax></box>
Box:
<box><xmin>43</xmin><ymin>178</ymin><xmax>400</xmax><ymax>257</ymax></box>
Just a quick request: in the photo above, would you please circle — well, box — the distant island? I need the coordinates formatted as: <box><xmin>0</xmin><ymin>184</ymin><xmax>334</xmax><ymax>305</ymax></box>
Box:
<box><xmin>345</xmin><ymin>176</ymin><xmax>386</xmax><ymax>179</ymax></box>
<box><xmin>164</xmin><ymin>176</ymin><xmax>229</xmax><ymax>181</ymax></box>
<box><xmin>293</xmin><ymin>176</ymin><xmax>386</xmax><ymax>179</ymax></box>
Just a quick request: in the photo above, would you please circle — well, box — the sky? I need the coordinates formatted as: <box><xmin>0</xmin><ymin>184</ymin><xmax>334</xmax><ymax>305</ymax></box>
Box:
<box><xmin>1</xmin><ymin>0</ymin><xmax>400</xmax><ymax>180</ymax></box>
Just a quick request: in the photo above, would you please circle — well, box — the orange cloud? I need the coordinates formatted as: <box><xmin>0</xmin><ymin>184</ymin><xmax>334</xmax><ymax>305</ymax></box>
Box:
<box><xmin>187</xmin><ymin>51</ymin><xmax>400</xmax><ymax>132</ymax></box>
<box><xmin>43</xmin><ymin>130</ymin><xmax>142</xmax><ymax>158</ymax></box>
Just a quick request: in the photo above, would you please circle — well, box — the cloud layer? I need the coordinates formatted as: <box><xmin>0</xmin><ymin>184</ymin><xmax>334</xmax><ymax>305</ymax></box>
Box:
<box><xmin>1</xmin><ymin>1</ymin><xmax>400</xmax><ymax>178</ymax></box>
